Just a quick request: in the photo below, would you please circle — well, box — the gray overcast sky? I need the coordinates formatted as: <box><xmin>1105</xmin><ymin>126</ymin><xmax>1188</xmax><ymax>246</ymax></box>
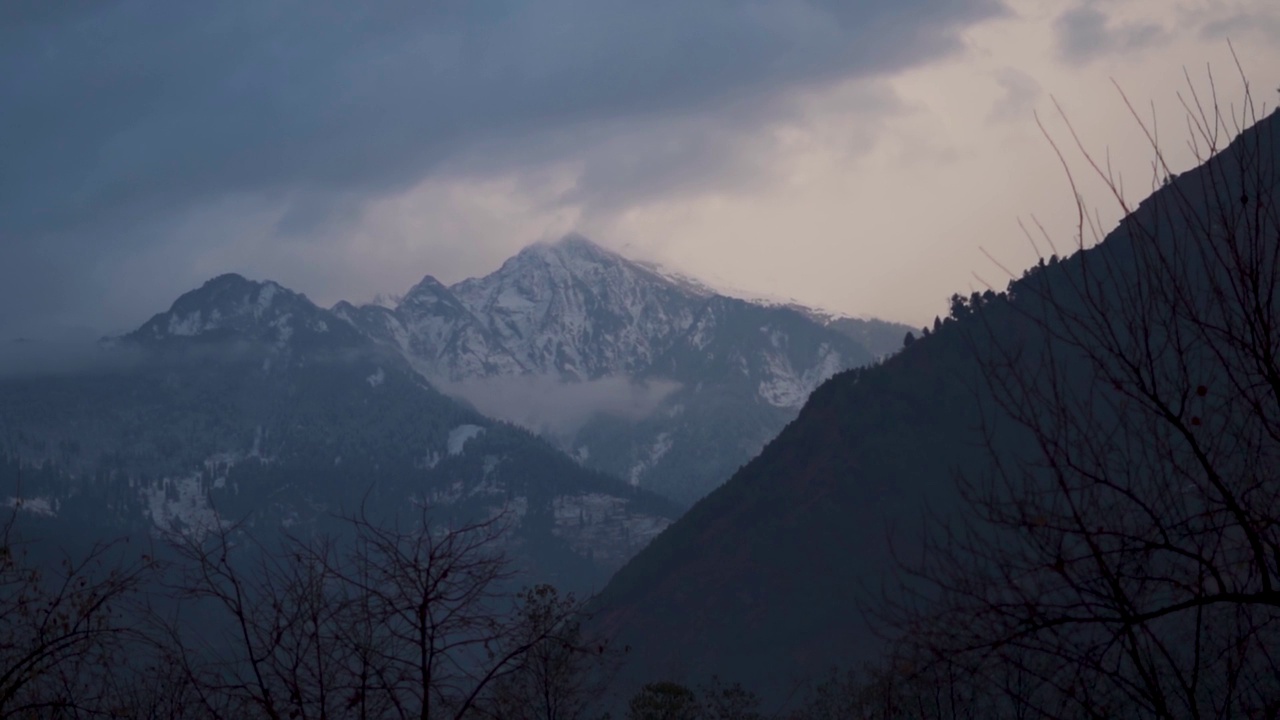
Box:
<box><xmin>2</xmin><ymin>0</ymin><xmax>1278</xmax><ymax>339</ymax></box>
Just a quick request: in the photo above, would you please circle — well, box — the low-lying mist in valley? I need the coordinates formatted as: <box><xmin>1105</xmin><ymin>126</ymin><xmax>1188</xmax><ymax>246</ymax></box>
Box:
<box><xmin>436</xmin><ymin>373</ymin><xmax>682</xmax><ymax>440</ymax></box>
<box><xmin>0</xmin><ymin>333</ymin><xmax>140</xmax><ymax>378</ymax></box>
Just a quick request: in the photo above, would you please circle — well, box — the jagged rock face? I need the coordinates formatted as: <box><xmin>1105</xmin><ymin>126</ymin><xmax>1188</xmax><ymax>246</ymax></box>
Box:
<box><xmin>130</xmin><ymin>274</ymin><xmax>381</xmax><ymax>375</ymax></box>
<box><xmin>448</xmin><ymin>236</ymin><xmax>704</xmax><ymax>381</ymax></box>
<box><xmin>134</xmin><ymin>275</ymin><xmax>343</xmax><ymax>347</ymax></box>
<box><xmin>333</xmin><ymin>275</ymin><xmax>522</xmax><ymax>380</ymax></box>
<box><xmin>397</xmin><ymin>275</ymin><xmax>518</xmax><ymax>376</ymax></box>
<box><xmin>333</xmin><ymin>235</ymin><xmax>898</xmax><ymax>504</ymax></box>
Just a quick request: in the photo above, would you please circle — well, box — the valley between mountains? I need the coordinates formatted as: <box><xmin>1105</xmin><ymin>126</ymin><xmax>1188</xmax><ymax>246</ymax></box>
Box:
<box><xmin>1</xmin><ymin>235</ymin><xmax>907</xmax><ymax>593</ymax></box>
<box><xmin>6</xmin><ymin>4</ymin><xmax>1280</xmax><ymax>716</ymax></box>
<box><xmin>3</xmin><ymin>103</ymin><xmax>1277</xmax><ymax>719</ymax></box>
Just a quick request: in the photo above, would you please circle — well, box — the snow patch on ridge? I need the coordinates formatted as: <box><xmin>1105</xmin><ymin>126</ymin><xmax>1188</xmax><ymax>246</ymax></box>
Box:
<box><xmin>143</xmin><ymin>474</ymin><xmax>224</xmax><ymax>539</ymax></box>
<box><xmin>757</xmin><ymin>345</ymin><xmax>843</xmax><ymax>408</ymax></box>
<box><xmin>550</xmin><ymin>493</ymin><xmax>671</xmax><ymax>563</ymax></box>
<box><xmin>628</xmin><ymin>432</ymin><xmax>673</xmax><ymax>485</ymax></box>
<box><xmin>255</xmin><ymin>282</ymin><xmax>278</xmax><ymax>316</ymax></box>
<box><xmin>5</xmin><ymin>496</ymin><xmax>56</xmax><ymax>517</ymax></box>
<box><xmin>167</xmin><ymin>311</ymin><xmax>202</xmax><ymax>336</ymax></box>
<box><xmin>448</xmin><ymin>425</ymin><xmax>486</xmax><ymax>455</ymax></box>
<box><xmin>271</xmin><ymin>313</ymin><xmax>293</xmax><ymax>346</ymax></box>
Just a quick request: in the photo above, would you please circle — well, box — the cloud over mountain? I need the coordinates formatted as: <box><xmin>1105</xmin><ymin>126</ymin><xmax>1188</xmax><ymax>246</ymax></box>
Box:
<box><xmin>0</xmin><ymin>0</ymin><xmax>1002</xmax><ymax>338</ymax></box>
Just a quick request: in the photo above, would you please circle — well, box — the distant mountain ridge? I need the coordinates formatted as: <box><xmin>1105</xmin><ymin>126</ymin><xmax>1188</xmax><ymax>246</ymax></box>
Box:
<box><xmin>332</xmin><ymin>234</ymin><xmax>910</xmax><ymax>503</ymax></box>
<box><xmin>131</xmin><ymin>273</ymin><xmax>364</xmax><ymax>353</ymax></box>
<box><xmin>0</xmin><ymin>273</ymin><xmax>679</xmax><ymax>591</ymax></box>
<box><xmin>0</xmin><ymin>235</ymin><xmax>908</xmax><ymax>593</ymax></box>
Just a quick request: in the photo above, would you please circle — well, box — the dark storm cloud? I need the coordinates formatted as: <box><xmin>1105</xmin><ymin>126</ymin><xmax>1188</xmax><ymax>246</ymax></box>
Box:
<box><xmin>1054</xmin><ymin>4</ymin><xmax>1166</xmax><ymax>64</ymax></box>
<box><xmin>0</xmin><ymin>0</ymin><xmax>1003</xmax><ymax>337</ymax></box>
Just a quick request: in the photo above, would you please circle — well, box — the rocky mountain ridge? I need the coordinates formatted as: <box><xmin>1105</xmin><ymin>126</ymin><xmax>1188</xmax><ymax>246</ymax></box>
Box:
<box><xmin>333</xmin><ymin>234</ymin><xmax>908</xmax><ymax>503</ymax></box>
<box><xmin>1</xmin><ymin>273</ymin><xmax>679</xmax><ymax>591</ymax></box>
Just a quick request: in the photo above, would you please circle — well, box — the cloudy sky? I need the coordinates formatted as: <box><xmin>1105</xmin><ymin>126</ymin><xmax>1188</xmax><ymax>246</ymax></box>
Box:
<box><xmin>3</xmin><ymin>0</ymin><xmax>1278</xmax><ymax>339</ymax></box>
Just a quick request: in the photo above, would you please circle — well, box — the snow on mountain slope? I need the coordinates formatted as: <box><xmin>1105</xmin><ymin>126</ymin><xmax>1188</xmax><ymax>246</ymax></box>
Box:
<box><xmin>2</xmin><ymin>275</ymin><xmax>681</xmax><ymax>590</ymax></box>
<box><xmin>133</xmin><ymin>273</ymin><xmax>369</xmax><ymax>359</ymax></box>
<box><xmin>447</xmin><ymin>234</ymin><xmax>702</xmax><ymax>381</ymax></box>
<box><xmin>340</xmin><ymin>234</ymin><xmax>870</xmax><ymax>407</ymax></box>
<box><xmin>330</xmin><ymin>235</ymin><xmax>890</xmax><ymax>503</ymax></box>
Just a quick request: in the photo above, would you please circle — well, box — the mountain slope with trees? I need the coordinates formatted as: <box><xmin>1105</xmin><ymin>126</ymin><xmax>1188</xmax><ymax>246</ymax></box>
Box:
<box><xmin>590</xmin><ymin>98</ymin><xmax>1280</xmax><ymax>715</ymax></box>
<box><xmin>0</xmin><ymin>274</ymin><xmax>678</xmax><ymax>592</ymax></box>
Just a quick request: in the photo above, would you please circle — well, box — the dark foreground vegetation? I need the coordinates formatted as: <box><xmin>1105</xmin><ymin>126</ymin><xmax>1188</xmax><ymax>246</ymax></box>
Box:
<box><xmin>0</xmin><ymin>503</ymin><xmax>617</xmax><ymax>719</ymax></box>
<box><xmin>873</xmin><ymin>72</ymin><xmax>1280</xmax><ymax>718</ymax></box>
<box><xmin>3</xmin><ymin>72</ymin><xmax>1278</xmax><ymax>718</ymax></box>
<box><xmin>0</xmin><ymin>498</ymin><xmax>855</xmax><ymax>719</ymax></box>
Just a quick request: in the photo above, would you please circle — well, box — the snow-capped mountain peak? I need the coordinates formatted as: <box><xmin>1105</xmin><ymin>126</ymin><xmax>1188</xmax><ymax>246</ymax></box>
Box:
<box><xmin>516</xmin><ymin>232</ymin><xmax>616</xmax><ymax>263</ymax></box>
<box><xmin>323</xmin><ymin>234</ymin><xmax>906</xmax><ymax>503</ymax></box>
<box><xmin>400</xmin><ymin>275</ymin><xmax>473</xmax><ymax>317</ymax></box>
<box><xmin>403</xmin><ymin>274</ymin><xmax>452</xmax><ymax>300</ymax></box>
<box><xmin>444</xmin><ymin>235</ymin><xmax>700</xmax><ymax>380</ymax></box>
<box><xmin>133</xmin><ymin>274</ymin><xmax>295</xmax><ymax>337</ymax></box>
<box><xmin>126</xmin><ymin>273</ymin><xmax>361</xmax><ymax>353</ymax></box>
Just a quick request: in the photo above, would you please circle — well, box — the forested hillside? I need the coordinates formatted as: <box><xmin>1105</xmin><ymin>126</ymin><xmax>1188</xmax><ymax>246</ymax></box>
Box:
<box><xmin>591</xmin><ymin>100</ymin><xmax>1280</xmax><ymax>717</ymax></box>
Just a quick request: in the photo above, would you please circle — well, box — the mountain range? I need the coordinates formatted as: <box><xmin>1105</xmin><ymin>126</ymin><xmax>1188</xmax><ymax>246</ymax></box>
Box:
<box><xmin>4</xmin><ymin>101</ymin><xmax>1270</xmax><ymax>720</ymax></box>
<box><xmin>0</xmin><ymin>238</ymin><xmax>906</xmax><ymax>593</ymax></box>
<box><xmin>1</xmin><ymin>273</ymin><xmax>677</xmax><ymax>591</ymax></box>
<box><xmin>330</xmin><ymin>234</ymin><xmax>907</xmax><ymax>504</ymax></box>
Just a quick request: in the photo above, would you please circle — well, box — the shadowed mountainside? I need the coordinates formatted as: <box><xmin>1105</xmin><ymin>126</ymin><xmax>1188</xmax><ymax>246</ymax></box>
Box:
<box><xmin>588</xmin><ymin>107</ymin><xmax>1280</xmax><ymax>699</ymax></box>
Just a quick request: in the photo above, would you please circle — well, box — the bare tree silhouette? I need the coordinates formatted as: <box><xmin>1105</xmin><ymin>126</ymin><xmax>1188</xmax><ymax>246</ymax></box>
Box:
<box><xmin>886</xmin><ymin>63</ymin><xmax>1280</xmax><ymax>719</ymax></box>
<box><xmin>160</xmin><ymin>506</ymin><xmax>592</xmax><ymax>720</ymax></box>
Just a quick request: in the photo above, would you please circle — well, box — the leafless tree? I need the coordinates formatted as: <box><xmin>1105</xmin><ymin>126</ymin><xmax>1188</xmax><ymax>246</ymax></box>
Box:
<box><xmin>886</xmin><ymin>62</ymin><xmax>1280</xmax><ymax>718</ymax></box>
<box><xmin>160</xmin><ymin>505</ymin><xmax>591</xmax><ymax>720</ymax></box>
<box><xmin>0</xmin><ymin>504</ymin><xmax>152</xmax><ymax>718</ymax></box>
<box><xmin>468</xmin><ymin>584</ymin><xmax>621</xmax><ymax>720</ymax></box>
